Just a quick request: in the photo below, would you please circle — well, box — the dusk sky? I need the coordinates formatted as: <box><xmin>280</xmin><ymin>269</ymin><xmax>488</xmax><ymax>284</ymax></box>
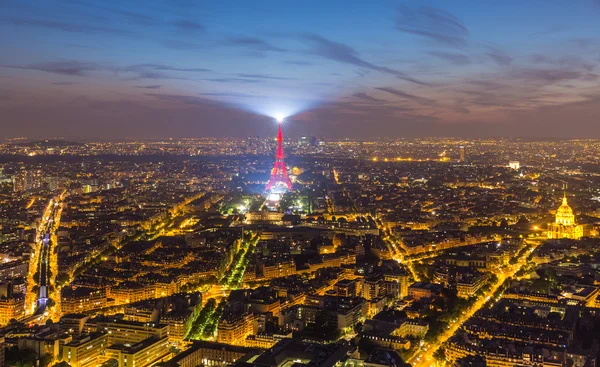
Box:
<box><xmin>1</xmin><ymin>0</ymin><xmax>600</xmax><ymax>139</ymax></box>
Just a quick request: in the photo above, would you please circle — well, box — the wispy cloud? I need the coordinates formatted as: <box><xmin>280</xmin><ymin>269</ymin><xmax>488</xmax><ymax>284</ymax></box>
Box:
<box><xmin>145</xmin><ymin>93</ymin><xmax>217</xmax><ymax>107</ymax></box>
<box><xmin>225</xmin><ymin>37</ymin><xmax>285</xmax><ymax>52</ymax></box>
<box><xmin>375</xmin><ymin>87</ymin><xmax>435</xmax><ymax>105</ymax></box>
<box><xmin>3</xmin><ymin>61</ymin><xmax>100</xmax><ymax>76</ymax></box>
<box><xmin>530</xmin><ymin>54</ymin><xmax>596</xmax><ymax>71</ymax></box>
<box><xmin>485</xmin><ymin>47</ymin><xmax>512</xmax><ymax>66</ymax></box>
<box><xmin>529</xmin><ymin>25</ymin><xmax>569</xmax><ymax>38</ymax></box>
<box><xmin>134</xmin><ymin>85</ymin><xmax>162</xmax><ymax>89</ymax></box>
<box><xmin>127</xmin><ymin>64</ymin><xmax>210</xmax><ymax>73</ymax></box>
<box><xmin>5</xmin><ymin>18</ymin><xmax>126</xmax><ymax>35</ymax></box>
<box><xmin>204</xmin><ymin>78</ymin><xmax>263</xmax><ymax>84</ymax></box>
<box><xmin>236</xmin><ymin>73</ymin><xmax>296</xmax><ymax>80</ymax></box>
<box><xmin>63</xmin><ymin>2</ymin><xmax>157</xmax><ymax>26</ymax></box>
<box><xmin>2</xmin><ymin>61</ymin><xmax>211</xmax><ymax>81</ymax></box>
<box><xmin>111</xmin><ymin>10</ymin><xmax>155</xmax><ymax>26</ymax></box>
<box><xmin>198</xmin><ymin>92</ymin><xmax>259</xmax><ymax>98</ymax></box>
<box><xmin>158</xmin><ymin>39</ymin><xmax>203</xmax><ymax>50</ymax></box>
<box><xmin>352</xmin><ymin>92</ymin><xmax>385</xmax><ymax>103</ymax></box>
<box><xmin>572</xmin><ymin>38</ymin><xmax>596</xmax><ymax>49</ymax></box>
<box><xmin>97</xmin><ymin>8</ymin><xmax>155</xmax><ymax>26</ymax></box>
<box><xmin>396</xmin><ymin>6</ymin><xmax>468</xmax><ymax>46</ymax></box>
<box><xmin>303</xmin><ymin>34</ymin><xmax>428</xmax><ymax>85</ymax></box>
<box><xmin>428</xmin><ymin>51</ymin><xmax>470</xmax><ymax>65</ymax></box>
<box><xmin>465</xmin><ymin>80</ymin><xmax>508</xmax><ymax>91</ymax></box>
<box><xmin>283</xmin><ymin>60</ymin><xmax>313</xmax><ymax>66</ymax></box>
<box><xmin>314</xmin><ymin>100</ymin><xmax>422</xmax><ymax>119</ymax></box>
<box><xmin>171</xmin><ymin>20</ymin><xmax>204</xmax><ymax>32</ymax></box>
<box><xmin>123</xmin><ymin>64</ymin><xmax>210</xmax><ymax>80</ymax></box>
<box><xmin>511</xmin><ymin>68</ymin><xmax>596</xmax><ymax>84</ymax></box>
<box><xmin>451</xmin><ymin>63</ymin><xmax>600</xmax><ymax>113</ymax></box>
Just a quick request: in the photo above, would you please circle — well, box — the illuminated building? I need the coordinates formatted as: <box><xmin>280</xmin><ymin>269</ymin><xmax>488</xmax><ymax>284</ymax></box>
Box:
<box><xmin>0</xmin><ymin>261</ymin><xmax>28</xmax><ymax>281</ymax></box>
<box><xmin>459</xmin><ymin>145</ymin><xmax>466</xmax><ymax>162</ymax></box>
<box><xmin>362</xmin><ymin>333</ymin><xmax>411</xmax><ymax>351</ymax></box>
<box><xmin>333</xmin><ymin>297</ymin><xmax>368</xmax><ymax>330</ymax></box>
<box><xmin>244</xmin><ymin>210</ymin><xmax>284</xmax><ymax>224</ymax></box>
<box><xmin>248</xmin><ymin>339</ymin><xmax>351</xmax><ymax>367</ymax></box>
<box><xmin>123</xmin><ymin>302</ymin><xmax>158</xmax><ymax>323</ymax></box>
<box><xmin>61</xmin><ymin>287</ymin><xmax>107</xmax><ymax>314</ymax></box>
<box><xmin>408</xmin><ymin>282</ymin><xmax>443</xmax><ymax>301</ymax></box>
<box><xmin>334</xmin><ymin>279</ymin><xmax>357</xmax><ymax>297</ymax></box>
<box><xmin>217</xmin><ymin>313</ymin><xmax>254</xmax><ymax>346</ymax></box>
<box><xmin>384</xmin><ymin>273</ymin><xmax>410</xmax><ymax>299</ymax></box>
<box><xmin>156</xmin><ymin>341</ymin><xmax>258</xmax><ymax>367</ymax></box>
<box><xmin>12</xmin><ymin>169</ymin><xmax>42</xmax><ymax>192</ymax></box>
<box><xmin>161</xmin><ymin>313</ymin><xmax>188</xmax><ymax>345</ymax></box>
<box><xmin>396</xmin><ymin>319</ymin><xmax>429</xmax><ymax>338</ymax></box>
<box><xmin>60</xmin><ymin>314</ymin><xmax>91</xmax><ymax>335</ymax></box>
<box><xmin>248</xmin><ymin>295</ymin><xmax>280</xmax><ymax>315</ymax></box>
<box><xmin>106</xmin><ymin>336</ymin><xmax>170</xmax><ymax>367</ymax></box>
<box><xmin>0</xmin><ymin>337</ymin><xmax>4</xmax><ymax>367</ymax></box>
<box><xmin>109</xmin><ymin>283</ymin><xmax>155</xmax><ymax>305</ymax></box>
<box><xmin>62</xmin><ymin>332</ymin><xmax>108</xmax><ymax>367</ymax></box>
<box><xmin>362</xmin><ymin>277</ymin><xmax>386</xmax><ymax>301</ymax></box>
<box><xmin>96</xmin><ymin>319</ymin><xmax>169</xmax><ymax>346</ymax></box>
<box><xmin>547</xmin><ymin>192</ymin><xmax>583</xmax><ymax>240</ymax></box>
<box><xmin>280</xmin><ymin>304</ymin><xmax>320</xmax><ymax>331</ymax></box>
<box><xmin>244</xmin><ymin>333</ymin><xmax>283</xmax><ymax>349</ymax></box>
<box><xmin>265</xmin><ymin>118</ymin><xmax>292</xmax><ymax>201</ymax></box>
<box><xmin>509</xmin><ymin>161</ymin><xmax>520</xmax><ymax>170</ymax></box>
<box><xmin>455</xmin><ymin>273</ymin><xmax>488</xmax><ymax>298</ymax></box>
<box><xmin>13</xmin><ymin>170</ymin><xmax>33</xmax><ymax>192</ymax></box>
<box><xmin>108</xmin><ymin>281</ymin><xmax>176</xmax><ymax>306</ymax></box>
<box><xmin>299</xmin><ymin>295</ymin><xmax>367</xmax><ymax>331</ymax></box>
<box><xmin>0</xmin><ymin>295</ymin><xmax>24</xmax><ymax>326</ymax></box>
<box><xmin>259</xmin><ymin>259</ymin><xmax>296</xmax><ymax>280</ymax></box>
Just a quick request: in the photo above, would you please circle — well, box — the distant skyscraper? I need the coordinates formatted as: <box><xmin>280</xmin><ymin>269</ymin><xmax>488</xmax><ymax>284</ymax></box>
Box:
<box><xmin>13</xmin><ymin>169</ymin><xmax>42</xmax><ymax>192</ymax></box>
<box><xmin>298</xmin><ymin>136</ymin><xmax>310</xmax><ymax>146</ymax></box>
<box><xmin>459</xmin><ymin>146</ymin><xmax>466</xmax><ymax>162</ymax></box>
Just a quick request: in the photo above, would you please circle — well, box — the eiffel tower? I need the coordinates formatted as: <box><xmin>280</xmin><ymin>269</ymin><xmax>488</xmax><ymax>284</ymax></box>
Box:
<box><xmin>265</xmin><ymin>119</ymin><xmax>292</xmax><ymax>192</ymax></box>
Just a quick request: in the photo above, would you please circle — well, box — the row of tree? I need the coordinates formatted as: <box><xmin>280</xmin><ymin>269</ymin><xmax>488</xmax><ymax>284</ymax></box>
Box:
<box><xmin>187</xmin><ymin>298</ymin><xmax>217</xmax><ymax>340</ymax></box>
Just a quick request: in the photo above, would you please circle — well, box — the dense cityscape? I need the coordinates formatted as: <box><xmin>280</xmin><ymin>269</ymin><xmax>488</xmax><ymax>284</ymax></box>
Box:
<box><xmin>0</xmin><ymin>130</ymin><xmax>599</xmax><ymax>367</ymax></box>
<box><xmin>3</xmin><ymin>1</ymin><xmax>600</xmax><ymax>366</ymax></box>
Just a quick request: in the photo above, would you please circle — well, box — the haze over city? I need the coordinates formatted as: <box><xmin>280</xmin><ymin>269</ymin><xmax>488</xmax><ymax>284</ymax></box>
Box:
<box><xmin>2</xmin><ymin>0</ymin><xmax>600</xmax><ymax>139</ymax></box>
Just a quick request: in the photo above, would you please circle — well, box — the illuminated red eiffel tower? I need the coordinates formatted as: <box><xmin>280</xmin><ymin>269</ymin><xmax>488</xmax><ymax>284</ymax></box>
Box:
<box><xmin>265</xmin><ymin>121</ymin><xmax>292</xmax><ymax>192</ymax></box>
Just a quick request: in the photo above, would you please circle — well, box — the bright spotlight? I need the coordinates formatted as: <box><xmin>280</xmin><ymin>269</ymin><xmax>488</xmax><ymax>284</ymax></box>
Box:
<box><xmin>274</xmin><ymin>114</ymin><xmax>285</xmax><ymax>123</ymax></box>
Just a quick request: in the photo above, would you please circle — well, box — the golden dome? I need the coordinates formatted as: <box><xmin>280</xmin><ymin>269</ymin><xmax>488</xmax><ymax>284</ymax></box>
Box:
<box><xmin>555</xmin><ymin>193</ymin><xmax>575</xmax><ymax>226</ymax></box>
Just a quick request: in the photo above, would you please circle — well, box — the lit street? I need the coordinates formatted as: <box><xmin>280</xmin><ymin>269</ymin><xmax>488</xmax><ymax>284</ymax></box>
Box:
<box><xmin>408</xmin><ymin>240</ymin><xmax>541</xmax><ymax>367</ymax></box>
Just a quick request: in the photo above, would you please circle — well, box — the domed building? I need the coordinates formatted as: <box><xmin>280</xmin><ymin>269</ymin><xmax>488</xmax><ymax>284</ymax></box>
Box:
<box><xmin>547</xmin><ymin>192</ymin><xmax>583</xmax><ymax>239</ymax></box>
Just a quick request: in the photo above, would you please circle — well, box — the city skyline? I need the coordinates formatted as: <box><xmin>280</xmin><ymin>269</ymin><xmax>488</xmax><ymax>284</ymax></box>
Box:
<box><xmin>3</xmin><ymin>4</ymin><xmax>600</xmax><ymax>365</ymax></box>
<box><xmin>2</xmin><ymin>135</ymin><xmax>600</xmax><ymax>367</ymax></box>
<box><xmin>2</xmin><ymin>0</ymin><xmax>600</xmax><ymax>139</ymax></box>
